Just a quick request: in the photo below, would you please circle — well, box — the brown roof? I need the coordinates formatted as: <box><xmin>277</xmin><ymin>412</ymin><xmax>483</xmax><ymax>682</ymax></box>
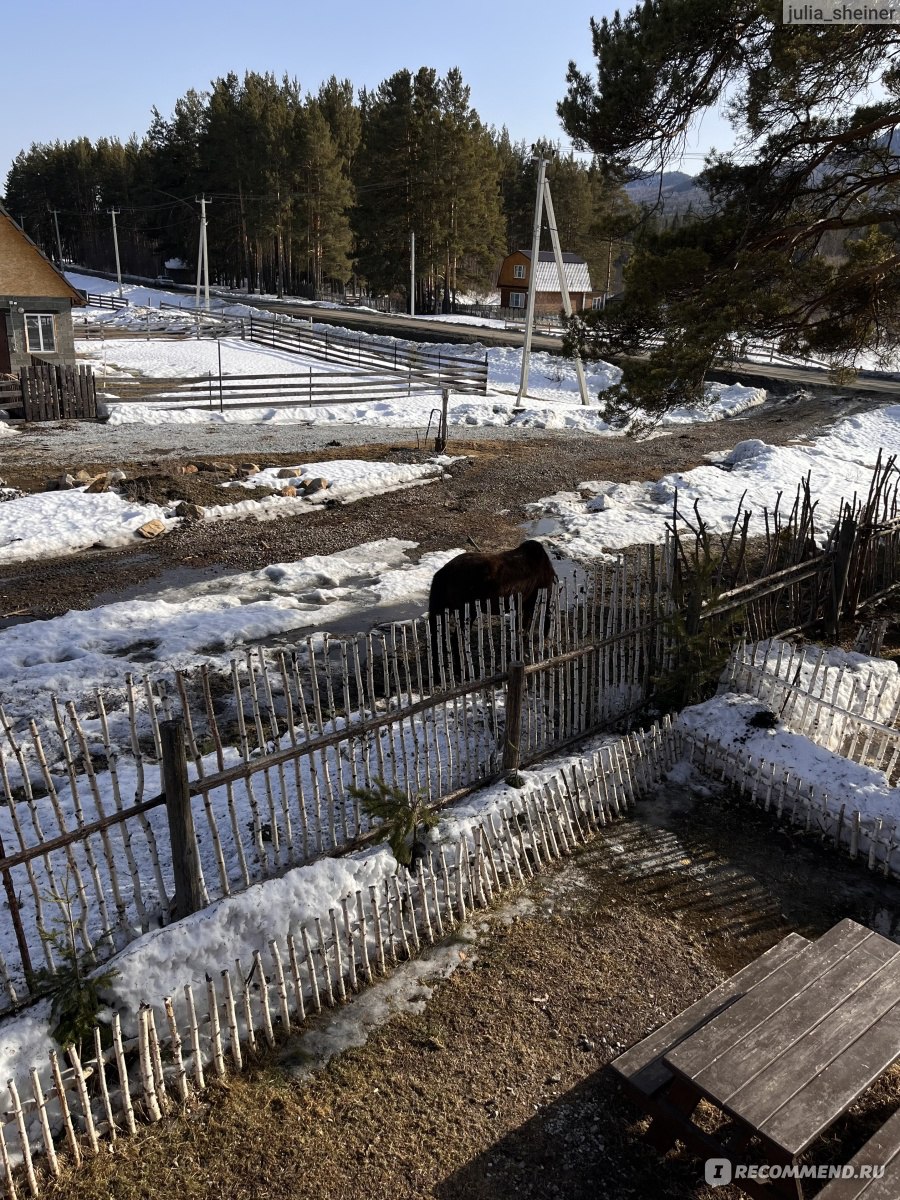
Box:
<box><xmin>0</xmin><ymin>208</ymin><xmax>85</xmax><ymax>304</ymax></box>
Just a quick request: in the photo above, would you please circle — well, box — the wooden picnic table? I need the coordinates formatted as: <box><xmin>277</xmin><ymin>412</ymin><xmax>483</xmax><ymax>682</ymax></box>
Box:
<box><xmin>612</xmin><ymin>918</ymin><xmax>900</xmax><ymax>1198</ymax></box>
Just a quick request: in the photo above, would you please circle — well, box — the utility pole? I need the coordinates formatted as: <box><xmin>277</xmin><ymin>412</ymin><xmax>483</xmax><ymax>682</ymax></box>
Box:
<box><xmin>542</xmin><ymin>178</ymin><xmax>590</xmax><ymax>407</ymax></box>
<box><xmin>517</xmin><ymin>156</ymin><xmax>547</xmax><ymax>404</ymax></box>
<box><xmin>410</xmin><ymin>230</ymin><xmax>416</xmax><ymax>317</ymax></box>
<box><xmin>50</xmin><ymin>209</ymin><xmax>63</xmax><ymax>267</ymax></box>
<box><xmin>108</xmin><ymin>208</ymin><xmax>122</xmax><ymax>295</ymax></box>
<box><xmin>194</xmin><ymin>195</ymin><xmax>211</xmax><ymax>311</ymax></box>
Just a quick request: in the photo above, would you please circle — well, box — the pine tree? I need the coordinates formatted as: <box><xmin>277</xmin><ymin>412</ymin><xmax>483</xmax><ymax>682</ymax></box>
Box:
<box><xmin>559</xmin><ymin>0</ymin><xmax>900</xmax><ymax>413</ymax></box>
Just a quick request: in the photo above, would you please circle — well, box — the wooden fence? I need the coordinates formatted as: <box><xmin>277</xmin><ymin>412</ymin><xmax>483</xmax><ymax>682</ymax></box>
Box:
<box><xmin>246</xmin><ymin>314</ymin><xmax>489</xmax><ymax>395</ymax></box>
<box><xmin>722</xmin><ymin>638</ymin><xmax>900</xmax><ymax>781</ymax></box>
<box><xmin>3</xmin><ymin>463</ymin><xmax>900</xmax><ymax>1015</ymax></box>
<box><xmin>0</xmin><ymin>724</ymin><xmax>674</xmax><ymax>1199</ymax></box>
<box><xmin>3</xmin><ymin>366</ymin><xmax>98</xmax><ymax>422</ymax></box>
<box><xmin>98</xmin><ymin>368</ymin><xmax>445</xmax><ymax>410</ymax></box>
<box><xmin>80</xmin><ymin>292</ymin><xmax>129</xmax><ymax>310</ymax></box>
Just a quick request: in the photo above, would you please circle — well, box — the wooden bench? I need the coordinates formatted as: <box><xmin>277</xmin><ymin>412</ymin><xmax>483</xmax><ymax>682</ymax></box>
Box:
<box><xmin>611</xmin><ymin>932</ymin><xmax>810</xmax><ymax>1101</ymax></box>
<box><xmin>816</xmin><ymin>1106</ymin><xmax>900</xmax><ymax>1199</ymax></box>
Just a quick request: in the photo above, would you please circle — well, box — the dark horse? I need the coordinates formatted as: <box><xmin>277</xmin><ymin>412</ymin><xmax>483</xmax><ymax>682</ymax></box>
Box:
<box><xmin>428</xmin><ymin>540</ymin><xmax>556</xmax><ymax>672</ymax></box>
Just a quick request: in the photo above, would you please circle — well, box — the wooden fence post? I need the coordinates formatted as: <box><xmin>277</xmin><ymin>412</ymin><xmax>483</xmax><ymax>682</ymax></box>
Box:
<box><xmin>0</xmin><ymin>829</ymin><xmax>33</xmax><ymax>991</ymax></box>
<box><xmin>830</xmin><ymin>512</ymin><xmax>858</xmax><ymax>637</ymax></box>
<box><xmin>435</xmin><ymin>388</ymin><xmax>449</xmax><ymax>453</ymax></box>
<box><xmin>503</xmin><ymin>661</ymin><xmax>526</xmax><ymax>787</ymax></box>
<box><xmin>160</xmin><ymin>719</ymin><xmax>204</xmax><ymax>919</ymax></box>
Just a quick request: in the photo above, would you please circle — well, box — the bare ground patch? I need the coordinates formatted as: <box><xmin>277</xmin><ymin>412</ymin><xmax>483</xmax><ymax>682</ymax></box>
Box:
<box><xmin>46</xmin><ymin>781</ymin><xmax>900</xmax><ymax>1200</ymax></box>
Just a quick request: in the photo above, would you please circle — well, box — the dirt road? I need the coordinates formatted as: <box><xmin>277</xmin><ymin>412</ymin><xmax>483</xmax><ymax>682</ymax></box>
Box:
<box><xmin>0</xmin><ymin>390</ymin><xmax>880</xmax><ymax>619</ymax></box>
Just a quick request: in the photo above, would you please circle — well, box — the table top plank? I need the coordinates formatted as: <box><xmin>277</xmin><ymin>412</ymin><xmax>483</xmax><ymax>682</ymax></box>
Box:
<box><xmin>686</xmin><ymin>941</ymin><xmax>900</xmax><ymax>1101</ymax></box>
<box><xmin>667</xmin><ymin>921</ymin><xmax>890</xmax><ymax>1083</ymax></box>
<box><xmin>756</xmin><ymin>1001</ymin><xmax>900</xmax><ymax>1155</ymax></box>
<box><xmin>610</xmin><ymin>933</ymin><xmax>809</xmax><ymax>1097</ymax></box>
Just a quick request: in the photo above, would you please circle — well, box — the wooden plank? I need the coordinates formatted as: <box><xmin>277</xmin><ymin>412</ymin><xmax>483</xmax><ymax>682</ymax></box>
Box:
<box><xmin>667</xmin><ymin>920</ymin><xmax>882</xmax><ymax>1081</ymax></box>
<box><xmin>610</xmin><ymin>933</ymin><xmax>809</xmax><ymax>1097</ymax></box>
<box><xmin>815</xmin><ymin>1106</ymin><xmax>900</xmax><ymax>1197</ymax></box>
<box><xmin>754</xmin><ymin>994</ymin><xmax>900</xmax><ymax>1155</ymax></box>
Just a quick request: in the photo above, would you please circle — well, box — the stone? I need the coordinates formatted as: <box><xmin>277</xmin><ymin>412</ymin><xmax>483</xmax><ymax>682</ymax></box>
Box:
<box><xmin>136</xmin><ymin>518</ymin><xmax>167</xmax><ymax>539</ymax></box>
<box><xmin>195</xmin><ymin>461</ymin><xmax>219</xmax><ymax>472</ymax></box>
<box><xmin>276</xmin><ymin>467</ymin><xmax>299</xmax><ymax>479</ymax></box>
<box><xmin>46</xmin><ymin>473</ymin><xmax>76</xmax><ymax>491</ymax></box>
<box><xmin>178</xmin><ymin>464</ymin><xmax>199</xmax><ymax>475</ymax></box>
<box><xmin>73</xmin><ymin>469</ymin><xmax>95</xmax><ymax>483</ymax></box>
<box><xmin>301</xmin><ymin>476</ymin><xmax>329</xmax><ymax>495</ymax></box>
<box><xmin>281</xmin><ymin>485</ymin><xmax>298</xmax><ymax>497</ymax></box>
<box><xmin>174</xmin><ymin>501</ymin><xmax>204</xmax><ymax>521</ymax></box>
<box><xmin>239</xmin><ymin>462</ymin><xmax>261</xmax><ymax>476</ymax></box>
<box><xmin>84</xmin><ymin>475</ymin><xmax>110</xmax><ymax>494</ymax></box>
<box><xmin>107</xmin><ymin>469</ymin><xmax>127</xmax><ymax>482</ymax></box>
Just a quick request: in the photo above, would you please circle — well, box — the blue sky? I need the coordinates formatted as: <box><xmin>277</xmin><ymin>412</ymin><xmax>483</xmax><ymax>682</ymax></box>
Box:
<box><xmin>1</xmin><ymin>0</ymin><xmax>732</xmax><ymax>185</ymax></box>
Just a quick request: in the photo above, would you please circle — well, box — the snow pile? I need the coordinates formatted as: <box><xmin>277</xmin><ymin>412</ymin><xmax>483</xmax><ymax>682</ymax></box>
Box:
<box><xmin>529</xmin><ymin>405</ymin><xmax>900</xmax><ymax>555</ymax></box>
<box><xmin>722</xmin><ymin>639</ymin><xmax>900</xmax><ymax>726</ymax></box>
<box><xmin>0</xmin><ymin>458</ymin><xmax>453</xmax><ymax>566</ymax></box>
<box><xmin>676</xmin><ymin>692</ymin><xmax>900</xmax><ymax>822</ymax></box>
<box><xmin>0</xmin><ymin>489</ymin><xmax>172</xmax><ymax>563</ymax></box>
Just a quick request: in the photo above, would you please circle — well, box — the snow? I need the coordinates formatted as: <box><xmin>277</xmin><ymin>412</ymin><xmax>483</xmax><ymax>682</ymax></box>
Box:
<box><xmin>529</xmin><ymin>404</ymin><xmax>900</xmax><ymax>556</ymax></box>
<box><xmin>0</xmin><ymin>539</ymin><xmax>458</xmax><ymax>740</ymax></box>
<box><xmin>677</xmin><ymin>692</ymin><xmax>900</xmax><ymax>823</ymax></box>
<box><xmin>0</xmin><ymin>458</ymin><xmax>452</xmax><ymax>566</ymax></box>
<box><xmin>61</xmin><ymin>270</ymin><xmax>766</xmax><ymax>434</ymax></box>
<box><xmin>0</xmin><ymin>488</ymin><xmax>172</xmax><ymax>563</ymax></box>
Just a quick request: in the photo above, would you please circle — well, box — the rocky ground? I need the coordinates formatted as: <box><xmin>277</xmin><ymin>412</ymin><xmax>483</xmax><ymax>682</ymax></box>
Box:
<box><xmin>0</xmin><ymin>388</ymin><xmax>879</xmax><ymax>620</ymax></box>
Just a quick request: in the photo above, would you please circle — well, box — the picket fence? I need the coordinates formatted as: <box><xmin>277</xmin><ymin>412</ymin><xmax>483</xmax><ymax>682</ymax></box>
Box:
<box><xmin>682</xmin><ymin>732</ymin><xmax>900</xmax><ymax>882</ymax></box>
<box><xmin>0</xmin><ymin>548</ymin><xmax>677</xmax><ymax>1014</ymax></box>
<box><xmin>723</xmin><ymin>638</ymin><xmax>900</xmax><ymax>780</ymax></box>
<box><xmin>0</xmin><ymin>724</ymin><xmax>676</xmax><ymax>1199</ymax></box>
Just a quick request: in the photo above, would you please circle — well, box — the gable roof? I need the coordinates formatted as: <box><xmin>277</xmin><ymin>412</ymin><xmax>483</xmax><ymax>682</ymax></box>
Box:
<box><xmin>0</xmin><ymin>208</ymin><xmax>85</xmax><ymax>304</ymax></box>
<box><xmin>504</xmin><ymin>248</ymin><xmax>593</xmax><ymax>292</ymax></box>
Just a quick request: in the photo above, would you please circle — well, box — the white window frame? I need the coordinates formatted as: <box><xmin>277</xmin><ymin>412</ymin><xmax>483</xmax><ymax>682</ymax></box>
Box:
<box><xmin>509</xmin><ymin>292</ymin><xmax>526</xmax><ymax>308</ymax></box>
<box><xmin>591</xmin><ymin>297</ymin><xmax>605</xmax><ymax>311</ymax></box>
<box><xmin>24</xmin><ymin>313</ymin><xmax>57</xmax><ymax>353</ymax></box>
<box><xmin>513</xmin><ymin>263</ymin><xmax>526</xmax><ymax>280</ymax></box>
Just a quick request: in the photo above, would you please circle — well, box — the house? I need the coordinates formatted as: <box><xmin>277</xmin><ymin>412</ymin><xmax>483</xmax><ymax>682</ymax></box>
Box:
<box><xmin>0</xmin><ymin>207</ymin><xmax>86</xmax><ymax>375</ymax></box>
<box><xmin>497</xmin><ymin>249</ymin><xmax>602</xmax><ymax>315</ymax></box>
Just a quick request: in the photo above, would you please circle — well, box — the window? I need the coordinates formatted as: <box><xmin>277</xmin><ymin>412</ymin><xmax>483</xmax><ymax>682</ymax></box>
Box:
<box><xmin>24</xmin><ymin>313</ymin><xmax>56</xmax><ymax>352</ymax></box>
<box><xmin>513</xmin><ymin>263</ymin><xmax>526</xmax><ymax>279</ymax></box>
<box><xmin>591</xmin><ymin>297</ymin><xmax>605</xmax><ymax>311</ymax></box>
<box><xmin>509</xmin><ymin>292</ymin><xmax>526</xmax><ymax>308</ymax></box>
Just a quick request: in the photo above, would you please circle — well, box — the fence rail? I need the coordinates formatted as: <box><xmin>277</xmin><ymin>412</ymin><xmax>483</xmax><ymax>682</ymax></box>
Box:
<box><xmin>97</xmin><ymin>368</ymin><xmax>445</xmax><ymax>410</ymax></box>
<box><xmin>246</xmin><ymin>314</ymin><xmax>489</xmax><ymax>395</ymax></box>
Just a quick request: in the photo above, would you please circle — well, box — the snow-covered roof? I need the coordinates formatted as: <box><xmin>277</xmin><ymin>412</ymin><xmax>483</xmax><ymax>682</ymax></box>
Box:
<box><xmin>532</xmin><ymin>259</ymin><xmax>592</xmax><ymax>292</ymax></box>
<box><xmin>514</xmin><ymin>249</ymin><xmax>593</xmax><ymax>292</ymax></box>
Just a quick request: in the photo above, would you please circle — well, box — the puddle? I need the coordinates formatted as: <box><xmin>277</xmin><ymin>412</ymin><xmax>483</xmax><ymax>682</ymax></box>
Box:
<box><xmin>92</xmin><ymin>561</ymin><xmax>247</xmax><ymax>607</ymax></box>
<box><xmin>523</xmin><ymin>516</ymin><xmax>566</xmax><ymax>539</ymax></box>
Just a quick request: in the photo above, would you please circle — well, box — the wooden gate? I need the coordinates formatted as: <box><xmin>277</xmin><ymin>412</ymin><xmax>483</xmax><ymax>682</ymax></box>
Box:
<box><xmin>17</xmin><ymin>363</ymin><xmax>98</xmax><ymax>421</ymax></box>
